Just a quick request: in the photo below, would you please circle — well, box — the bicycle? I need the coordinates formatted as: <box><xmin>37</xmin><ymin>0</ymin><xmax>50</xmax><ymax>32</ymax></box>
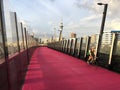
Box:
<box><xmin>87</xmin><ymin>56</ymin><xmax>98</xmax><ymax>65</ymax></box>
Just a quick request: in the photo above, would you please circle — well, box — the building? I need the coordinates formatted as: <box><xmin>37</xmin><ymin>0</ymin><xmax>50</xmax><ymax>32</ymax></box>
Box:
<box><xmin>90</xmin><ymin>34</ymin><xmax>99</xmax><ymax>48</ymax></box>
<box><xmin>111</xmin><ymin>30</ymin><xmax>120</xmax><ymax>41</ymax></box>
<box><xmin>102</xmin><ymin>31</ymin><xmax>113</xmax><ymax>46</ymax></box>
<box><xmin>71</xmin><ymin>33</ymin><xmax>76</xmax><ymax>38</ymax></box>
<box><xmin>90</xmin><ymin>34</ymin><xmax>99</xmax><ymax>44</ymax></box>
<box><xmin>111</xmin><ymin>30</ymin><xmax>120</xmax><ymax>33</ymax></box>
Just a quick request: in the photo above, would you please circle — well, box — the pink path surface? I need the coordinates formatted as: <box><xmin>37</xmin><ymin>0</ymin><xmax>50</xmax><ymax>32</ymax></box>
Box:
<box><xmin>22</xmin><ymin>47</ymin><xmax>120</xmax><ymax>90</ymax></box>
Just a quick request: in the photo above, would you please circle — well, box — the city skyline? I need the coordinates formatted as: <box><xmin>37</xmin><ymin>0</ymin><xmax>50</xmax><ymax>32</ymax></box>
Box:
<box><xmin>9</xmin><ymin>0</ymin><xmax>120</xmax><ymax>39</ymax></box>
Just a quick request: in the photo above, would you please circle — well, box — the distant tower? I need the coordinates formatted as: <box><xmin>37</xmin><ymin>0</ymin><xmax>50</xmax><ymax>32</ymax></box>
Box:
<box><xmin>54</xmin><ymin>27</ymin><xmax>56</xmax><ymax>41</ymax></box>
<box><xmin>59</xmin><ymin>20</ymin><xmax>63</xmax><ymax>41</ymax></box>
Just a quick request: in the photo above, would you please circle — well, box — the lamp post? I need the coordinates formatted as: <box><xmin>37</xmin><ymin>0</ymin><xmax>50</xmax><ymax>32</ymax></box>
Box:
<box><xmin>58</xmin><ymin>22</ymin><xmax>63</xmax><ymax>41</ymax></box>
<box><xmin>97</xmin><ymin>3</ymin><xmax>108</xmax><ymax>35</ymax></box>
<box><xmin>97</xmin><ymin>3</ymin><xmax>108</xmax><ymax>56</ymax></box>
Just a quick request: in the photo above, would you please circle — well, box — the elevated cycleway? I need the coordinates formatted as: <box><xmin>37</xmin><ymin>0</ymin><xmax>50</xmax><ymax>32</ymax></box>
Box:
<box><xmin>22</xmin><ymin>47</ymin><xmax>120</xmax><ymax>90</ymax></box>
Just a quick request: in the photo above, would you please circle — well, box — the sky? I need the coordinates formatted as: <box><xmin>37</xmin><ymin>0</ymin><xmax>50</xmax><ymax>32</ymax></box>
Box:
<box><xmin>9</xmin><ymin>0</ymin><xmax>120</xmax><ymax>39</ymax></box>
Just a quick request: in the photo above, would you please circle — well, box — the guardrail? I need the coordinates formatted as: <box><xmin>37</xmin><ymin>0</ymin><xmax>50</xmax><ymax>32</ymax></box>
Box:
<box><xmin>47</xmin><ymin>33</ymin><xmax>120</xmax><ymax>73</ymax></box>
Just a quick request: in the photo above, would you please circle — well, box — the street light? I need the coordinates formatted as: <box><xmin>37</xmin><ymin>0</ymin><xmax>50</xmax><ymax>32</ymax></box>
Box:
<box><xmin>97</xmin><ymin>3</ymin><xmax>108</xmax><ymax>35</ymax></box>
<box><xmin>96</xmin><ymin>3</ymin><xmax>108</xmax><ymax>56</ymax></box>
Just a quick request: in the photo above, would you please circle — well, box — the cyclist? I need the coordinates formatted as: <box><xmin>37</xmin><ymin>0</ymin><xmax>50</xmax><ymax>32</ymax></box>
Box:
<box><xmin>87</xmin><ymin>47</ymin><xmax>96</xmax><ymax>64</ymax></box>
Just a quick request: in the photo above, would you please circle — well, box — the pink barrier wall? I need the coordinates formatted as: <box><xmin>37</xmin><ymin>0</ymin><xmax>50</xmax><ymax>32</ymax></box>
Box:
<box><xmin>0</xmin><ymin>63</ymin><xmax>9</xmax><ymax>90</ymax></box>
<box><xmin>0</xmin><ymin>46</ymin><xmax>38</xmax><ymax>90</ymax></box>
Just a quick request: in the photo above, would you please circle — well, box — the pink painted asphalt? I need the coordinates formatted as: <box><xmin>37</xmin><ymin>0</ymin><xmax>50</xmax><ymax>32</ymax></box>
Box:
<box><xmin>22</xmin><ymin>47</ymin><xmax>120</xmax><ymax>90</ymax></box>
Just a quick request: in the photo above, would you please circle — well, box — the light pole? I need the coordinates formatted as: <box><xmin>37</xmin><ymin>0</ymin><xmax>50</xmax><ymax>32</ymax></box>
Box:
<box><xmin>97</xmin><ymin>3</ymin><xmax>108</xmax><ymax>35</ymax></box>
<box><xmin>97</xmin><ymin>3</ymin><xmax>108</xmax><ymax>56</ymax></box>
<box><xmin>58</xmin><ymin>22</ymin><xmax>63</xmax><ymax>41</ymax></box>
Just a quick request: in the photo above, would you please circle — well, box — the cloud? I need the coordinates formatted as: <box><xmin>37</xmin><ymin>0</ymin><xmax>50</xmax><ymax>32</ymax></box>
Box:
<box><xmin>107</xmin><ymin>0</ymin><xmax>120</xmax><ymax>19</ymax></box>
<box><xmin>36</xmin><ymin>0</ymin><xmax>62</xmax><ymax>17</ymax></box>
<box><xmin>74</xmin><ymin>0</ymin><xmax>100</xmax><ymax>13</ymax></box>
<box><xmin>73</xmin><ymin>0</ymin><xmax>120</xmax><ymax>32</ymax></box>
<box><xmin>80</xmin><ymin>14</ymin><xmax>101</xmax><ymax>22</ymax></box>
<box><xmin>106</xmin><ymin>19</ymin><xmax>120</xmax><ymax>30</ymax></box>
<box><xmin>10</xmin><ymin>0</ymin><xmax>120</xmax><ymax>39</ymax></box>
<box><xmin>49</xmin><ymin>0</ymin><xmax>56</xmax><ymax>2</ymax></box>
<box><xmin>63</xmin><ymin>17</ymin><xmax>101</xmax><ymax>38</ymax></box>
<box><xmin>74</xmin><ymin>0</ymin><xmax>120</xmax><ymax>19</ymax></box>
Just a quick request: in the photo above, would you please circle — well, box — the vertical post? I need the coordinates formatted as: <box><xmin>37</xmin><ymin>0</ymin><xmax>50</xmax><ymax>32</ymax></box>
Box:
<box><xmin>63</xmin><ymin>40</ymin><xmax>67</xmax><ymax>52</ymax></box>
<box><xmin>14</xmin><ymin>12</ymin><xmax>20</xmax><ymax>52</ymax></box>
<box><xmin>78</xmin><ymin>37</ymin><xmax>83</xmax><ymax>58</ymax></box>
<box><xmin>20</xmin><ymin>23</ymin><xmax>25</xmax><ymax>49</ymax></box>
<box><xmin>61</xmin><ymin>40</ymin><xmax>64</xmax><ymax>52</ymax></box>
<box><xmin>97</xmin><ymin>3</ymin><xmax>108</xmax><ymax>57</ymax></box>
<box><xmin>66</xmin><ymin>39</ymin><xmax>69</xmax><ymax>53</ymax></box>
<box><xmin>0</xmin><ymin>0</ymin><xmax>10</xmax><ymax>89</ymax></box>
<box><xmin>108</xmin><ymin>33</ymin><xmax>116</xmax><ymax>65</ymax></box>
<box><xmin>73</xmin><ymin>38</ymin><xmax>77</xmax><ymax>56</ymax></box>
<box><xmin>84</xmin><ymin>36</ymin><xmax>91</xmax><ymax>59</ymax></box>
<box><xmin>69</xmin><ymin>39</ymin><xmax>73</xmax><ymax>54</ymax></box>
<box><xmin>99</xmin><ymin>4</ymin><xmax>108</xmax><ymax>35</ymax></box>
<box><xmin>24</xmin><ymin>28</ymin><xmax>29</xmax><ymax>64</ymax></box>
